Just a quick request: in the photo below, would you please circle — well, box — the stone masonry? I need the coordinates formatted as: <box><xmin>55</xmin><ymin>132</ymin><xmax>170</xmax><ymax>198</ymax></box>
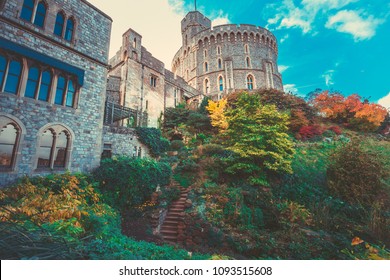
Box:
<box><xmin>0</xmin><ymin>0</ymin><xmax>112</xmax><ymax>186</ymax></box>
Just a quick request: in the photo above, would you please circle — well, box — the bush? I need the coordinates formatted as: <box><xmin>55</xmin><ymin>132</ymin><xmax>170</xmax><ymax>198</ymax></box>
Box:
<box><xmin>201</xmin><ymin>144</ymin><xmax>226</xmax><ymax>157</ymax></box>
<box><xmin>169</xmin><ymin>140</ymin><xmax>185</xmax><ymax>151</ymax></box>
<box><xmin>93</xmin><ymin>157</ymin><xmax>172</xmax><ymax>209</ymax></box>
<box><xmin>327</xmin><ymin>141</ymin><xmax>389</xmax><ymax>205</ymax></box>
<box><xmin>136</xmin><ymin>127</ymin><xmax>170</xmax><ymax>157</ymax></box>
<box><xmin>298</xmin><ymin>125</ymin><xmax>324</xmax><ymax>140</ymax></box>
<box><xmin>328</xmin><ymin>126</ymin><xmax>342</xmax><ymax>135</ymax></box>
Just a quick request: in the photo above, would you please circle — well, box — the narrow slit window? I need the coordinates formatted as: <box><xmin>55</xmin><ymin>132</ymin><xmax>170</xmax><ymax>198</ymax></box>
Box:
<box><xmin>54</xmin><ymin>12</ymin><xmax>65</xmax><ymax>37</ymax></box>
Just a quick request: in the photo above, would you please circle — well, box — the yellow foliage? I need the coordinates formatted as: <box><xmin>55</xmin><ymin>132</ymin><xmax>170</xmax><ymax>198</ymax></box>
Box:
<box><xmin>206</xmin><ymin>99</ymin><xmax>228</xmax><ymax>131</ymax></box>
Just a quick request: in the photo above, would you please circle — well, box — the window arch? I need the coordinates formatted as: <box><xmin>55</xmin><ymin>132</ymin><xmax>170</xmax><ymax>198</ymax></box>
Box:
<box><xmin>218</xmin><ymin>58</ymin><xmax>222</xmax><ymax>69</ymax></box>
<box><xmin>246</xmin><ymin>57</ymin><xmax>251</xmax><ymax>68</ymax></box>
<box><xmin>204</xmin><ymin>79</ymin><xmax>210</xmax><ymax>94</ymax></box>
<box><xmin>204</xmin><ymin>62</ymin><xmax>208</xmax><ymax>72</ymax></box>
<box><xmin>3</xmin><ymin>59</ymin><xmax>22</xmax><ymax>95</ymax></box>
<box><xmin>245</xmin><ymin>44</ymin><xmax>249</xmax><ymax>54</ymax></box>
<box><xmin>64</xmin><ymin>17</ymin><xmax>75</xmax><ymax>42</ymax></box>
<box><xmin>0</xmin><ymin>54</ymin><xmax>7</xmax><ymax>89</ymax></box>
<box><xmin>217</xmin><ymin>46</ymin><xmax>221</xmax><ymax>55</ymax></box>
<box><xmin>218</xmin><ymin>76</ymin><xmax>224</xmax><ymax>92</ymax></box>
<box><xmin>204</xmin><ymin>50</ymin><xmax>207</xmax><ymax>58</ymax></box>
<box><xmin>247</xmin><ymin>75</ymin><xmax>254</xmax><ymax>90</ymax></box>
<box><xmin>20</xmin><ymin>0</ymin><xmax>34</xmax><ymax>22</ymax></box>
<box><xmin>54</xmin><ymin>12</ymin><xmax>65</xmax><ymax>37</ymax></box>
<box><xmin>33</xmin><ymin>1</ymin><xmax>47</xmax><ymax>28</ymax></box>
<box><xmin>37</xmin><ymin>124</ymin><xmax>72</xmax><ymax>169</ymax></box>
<box><xmin>0</xmin><ymin>116</ymin><xmax>22</xmax><ymax>171</ymax></box>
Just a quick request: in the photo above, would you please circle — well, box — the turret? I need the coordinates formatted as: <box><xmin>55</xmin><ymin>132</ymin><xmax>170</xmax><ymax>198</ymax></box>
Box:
<box><xmin>181</xmin><ymin>11</ymin><xmax>211</xmax><ymax>47</ymax></box>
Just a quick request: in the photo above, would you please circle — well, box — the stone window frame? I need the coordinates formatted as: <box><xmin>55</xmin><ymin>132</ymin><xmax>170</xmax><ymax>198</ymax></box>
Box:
<box><xmin>0</xmin><ymin>52</ymin><xmax>23</xmax><ymax>95</ymax></box>
<box><xmin>204</xmin><ymin>61</ymin><xmax>208</xmax><ymax>73</ymax></box>
<box><xmin>244</xmin><ymin>44</ymin><xmax>250</xmax><ymax>54</ymax></box>
<box><xmin>0</xmin><ymin>114</ymin><xmax>26</xmax><ymax>173</ymax></box>
<box><xmin>217</xmin><ymin>58</ymin><xmax>222</xmax><ymax>70</ymax></box>
<box><xmin>1</xmin><ymin>49</ymin><xmax>80</xmax><ymax>108</ymax></box>
<box><xmin>150</xmin><ymin>74</ymin><xmax>157</xmax><ymax>87</ymax></box>
<box><xmin>246</xmin><ymin>74</ymin><xmax>256</xmax><ymax>90</ymax></box>
<box><xmin>53</xmin><ymin>11</ymin><xmax>66</xmax><ymax>38</ymax></box>
<box><xmin>218</xmin><ymin>75</ymin><xmax>224</xmax><ymax>92</ymax></box>
<box><xmin>24</xmin><ymin>61</ymin><xmax>54</xmax><ymax>102</ymax></box>
<box><xmin>204</xmin><ymin>78</ymin><xmax>210</xmax><ymax>94</ymax></box>
<box><xmin>34</xmin><ymin>123</ymin><xmax>74</xmax><ymax>171</ymax></box>
<box><xmin>216</xmin><ymin>46</ymin><xmax>222</xmax><ymax>55</ymax></box>
<box><xmin>246</xmin><ymin>56</ymin><xmax>251</xmax><ymax>68</ymax></box>
<box><xmin>20</xmin><ymin>0</ymin><xmax>48</xmax><ymax>29</ymax></box>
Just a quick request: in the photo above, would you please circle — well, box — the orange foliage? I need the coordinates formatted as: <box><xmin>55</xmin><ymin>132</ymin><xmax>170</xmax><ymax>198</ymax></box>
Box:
<box><xmin>312</xmin><ymin>91</ymin><xmax>388</xmax><ymax>131</ymax></box>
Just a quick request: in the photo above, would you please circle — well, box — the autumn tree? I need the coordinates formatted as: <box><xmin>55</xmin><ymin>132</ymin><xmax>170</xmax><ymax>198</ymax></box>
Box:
<box><xmin>222</xmin><ymin>92</ymin><xmax>295</xmax><ymax>186</ymax></box>
<box><xmin>311</xmin><ymin>91</ymin><xmax>388</xmax><ymax>131</ymax></box>
<box><xmin>206</xmin><ymin>99</ymin><xmax>228</xmax><ymax>131</ymax></box>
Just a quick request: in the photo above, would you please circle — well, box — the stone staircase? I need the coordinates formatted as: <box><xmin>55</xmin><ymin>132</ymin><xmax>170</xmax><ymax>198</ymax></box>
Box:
<box><xmin>160</xmin><ymin>185</ymin><xmax>190</xmax><ymax>243</ymax></box>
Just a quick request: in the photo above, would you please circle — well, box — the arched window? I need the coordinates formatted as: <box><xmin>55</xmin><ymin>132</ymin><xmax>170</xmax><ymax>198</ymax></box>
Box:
<box><xmin>0</xmin><ymin>54</ymin><xmax>6</xmax><ymax>89</ymax></box>
<box><xmin>204</xmin><ymin>62</ymin><xmax>208</xmax><ymax>72</ymax></box>
<box><xmin>217</xmin><ymin>46</ymin><xmax>221</xmax><ymax>55</ymax></box>
<box><xmin>4</xmin><ymin>60</ymin><xmax>22</xmax><ymax>95</ymax></box>
<box><xmin>245</xmin><ymin>44</ymin><xmax>249</xmax><ymax>53</ymax></box>
<box><xmin>54</xmin><ymin>75</ymin><xmax>66</xmax><ymax>105</ymax></box>
<box><xmin>246</xmin><ymin>57</ymin><xmax>251</xmax><ymax>68</ymax></box>
<box><xmin>20</xmin><ymin>0</ymin><xmax>34</xmax><ymax>22</ymax></box>
<box><xmin>54</xmin><ymin>12</ymin><xmax>65</xmax><ymax>37</ymax></box>
<box><xmin>38</xmin><ymin>70</ymin><xmax>52</xmax><ymax>101</ymax></box>
<box><xmin>64</xmin><ymin>18</ymin><xmax>75</xmax><ymax>42</ymax></box>
<box><xmin>204</xmin><ymin>50</ymin><xmax>207</xmax><ymax>58</ymax></box>
<box><xmin>218</xmin><ymin>59</ymin><xmax>222</xmax><ymax>69</ymax></box>
<box><xmin>219</xmin><ymin>76</ymin><xmax>224</xmax><ymax>92</ymax></box>
<box><xmin>0</xmin><ymin>118</ymin><xmax>20</xmax><ymax>170</ymax></box>
<box><xmin>37</xmin><ymin>129</ymin><xmax>53</xmax><ymax>168</ymax></box>
<box><xmin>247</xmin><ymin>75</ymin><xmax>254</xmax><ymax>90</ymax></box>
<box><xmin>33</xmin><ymin>1</ymin><xmax>47</xmax><ymax>28</ymax></box>
<box><xmin>25</xmin><ymin>66</ymin><xmax>40</xmax><ymax>99</ymax></box>
<box><xmin>133</xmin><ymin>38</ymin><xmax>137</xmax><ymax>48</ymax></box>
<box><xmin>37</xmin><ymin>125</ymin><xmax>72</xmax><ymax>169</ymax></box>
<box><xmin>205</xmin><ymin>79</ymin><xmax>210</xmax><ymax>94</ymax></box>
<box><xmin>53</xmin><ymin>131</ymin><xmax>69</xmax><ymax>168</ymax></box>
<box><xmin>65</xmin><ymin>79</ymin><xmax>75</xmax><ymax>107</ymax></box>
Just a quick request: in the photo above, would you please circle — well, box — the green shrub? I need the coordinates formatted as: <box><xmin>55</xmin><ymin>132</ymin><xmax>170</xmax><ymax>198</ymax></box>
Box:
<box><xmin>170</xmin><ymin>140</ymin><xmax>185</xmax><ymax>151</ymax></box>
<box><xmin>136</xmin><ymin>127</ymin><xmax>170</xmax><ymax>157</ymax></box>
<box><xmin>93</xmin><ymin>157</ymin><xmax>172</xmax><ymax>209</ymax></box>
<box><xmin>201</xmin><ymin>144</ymin><xmax>226</xmax><ymax>157</ymax></box>
<box><xmin>327</xmin><ymin>141</ymin><xmax>389</xmax><ymax>205</ymax></box>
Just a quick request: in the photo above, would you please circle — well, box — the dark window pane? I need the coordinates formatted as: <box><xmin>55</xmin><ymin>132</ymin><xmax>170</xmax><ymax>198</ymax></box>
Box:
<box><xmin>54</xmin><ymin>131</ymin><xmax>68</xmax><ymax>167</ymax></box>
<box><xmin>65</xmin><ymin>80</ymin><xmax>75</xmax><ymax>107</ymax></box>
<box><xmin>38</xmin><ymin>70</ymin><xmax>51</xmax><ymax>101</ymax></box>
<box><xmin>0</xmin><ymin>55</ymin><xmax>6</xmax><ymax>88</ymax></box>
<box><xmin>219</xmin><ymin>77</ymin><xmax>223</xmax><ymax>91</ymax></box>
<box><xmin>37</xmin><ymin>130</ymin><xmax>53</xmax><ymax>168</ymax></box>
<box><xmin>64</xmin><ymin>19</ymin><xmax>74</xmax><ymax>42</ymax></box>
<box><xmin>54</xmin><ymin>13</ymin><xmax>65</xmax><ymax>36</ymax></box>
<box><xmin>20</xmin><ymin>0</ymin><xmax>34</xmax><ymax>22</ymax></box>
<box><xmin>0</xmin><ymin>124</ymin><xmax>18</xmax><ymax>168</ymax></box>
<box><xmin>33</xmin><ymin>2</ymin><xmax>47</xmax><ymax>28</ymax></box>
<box><xmin>55</xmin><ymin>76</ymin><xmax>66</xmax><ymax>105</ymax></box>
<box><xmin>25</xmin><ymin>67</ymin><xmax>39</xmax><ymax>98</ymax></box>
<box><xmin>4</xmin><ymin>60</ymin><xmax>21</xmax><ymax>94</ymax></box>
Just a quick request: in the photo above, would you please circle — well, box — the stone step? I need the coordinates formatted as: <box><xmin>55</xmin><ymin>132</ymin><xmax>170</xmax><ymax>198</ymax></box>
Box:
<box><xmin>161</xmin><ymin>225</ymin><xmax>177</xmax><ymax>231</ymax></box>
<box><xmin>163</xmin><ymin>220</ymin><xmax>179</xmax><ymax>226</ymax></box>
<box><xmin>160</xmin><ymin>229</ymin><xmax>178</xmax><ymax>236</ymax></box>
<box><xmin>163</xmin><ymin>236</ymin><xmax>177</xmax><ymax>242</ymax></box>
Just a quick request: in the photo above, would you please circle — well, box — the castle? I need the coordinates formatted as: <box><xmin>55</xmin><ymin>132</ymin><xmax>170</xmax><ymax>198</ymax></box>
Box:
<box><xmin>0</xmin><ymin>0</ymin><xmax>283</xmax><ymax>186</ymax></box>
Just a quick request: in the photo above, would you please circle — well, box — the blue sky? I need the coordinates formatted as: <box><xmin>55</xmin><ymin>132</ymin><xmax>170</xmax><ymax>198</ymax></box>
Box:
<box><xmin>89</xmin><ymin>0</ymin><xmax>390</xmax><ymax>108</ymax></box>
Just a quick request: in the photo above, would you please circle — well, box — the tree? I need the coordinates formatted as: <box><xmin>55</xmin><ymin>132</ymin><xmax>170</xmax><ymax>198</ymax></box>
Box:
<box><xmin>206</xmin><ymin>99</ymin><xmax>228</xmax><ymax>131</ymax></box>
<box><xmin>222</xmin><ymin>92</ymin><xmax>295</xmax><ymax>186</ymax></box>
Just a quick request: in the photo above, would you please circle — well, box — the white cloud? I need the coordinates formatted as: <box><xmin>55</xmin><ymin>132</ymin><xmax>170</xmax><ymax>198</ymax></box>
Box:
<box><xmin>278</xmin><ymin>65</ymin><xmax>290</xmax><ymax>74</ymax></box>
<box><xmin>322</xmin><ymin>70</ymin><xmax>335</xmax><ymax>86</ymax></box>
<box><xmin>211</xmin><ymin>10</ymin><xmax>231</xmax><ymax>27</ymax></box>
<box><xmin>378</xmin><ymin>92</ymin><xmax>390</xmax><ymax>110</ymax></box>
<box><xmin>284</xmin><ymin>84</ymin><xmax>298</xmax><ymax>94</ymax></box>
<box><xmin>326</xmin><ymin>10</ymin><xmax>384</xmax><ymax>41</ymax></box>
<box><xmin>266</xmin><ymin>0</ymin><xmax>373</xmax><ymax>38</ymax></box>
<box><xmin>280</xmin><ymin>34</ymin><xmax>290</xmax><ymax>43</ymax></box>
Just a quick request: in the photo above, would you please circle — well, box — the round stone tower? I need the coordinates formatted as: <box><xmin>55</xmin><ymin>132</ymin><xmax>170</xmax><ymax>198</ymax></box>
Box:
<box><xmin>172</xmin><ymin>11</ymin><xmax>283</xmax><ymax>100</ymax></box>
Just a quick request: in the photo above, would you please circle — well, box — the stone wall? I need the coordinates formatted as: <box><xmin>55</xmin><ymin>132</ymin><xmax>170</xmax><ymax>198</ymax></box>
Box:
<box><xmin>108</xmin><ymin>28</ymin><xmax>201</xmax><ymax>129</ymax></box>
<box><xmin>0</xmin><ymin>0</ymin><xmax>112</xmax><ymax>186</ymax></box>
<box><xmin>102</xmin><ymin>126</ymin><xmax>149</xmax><ymax>158</ymax></box>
